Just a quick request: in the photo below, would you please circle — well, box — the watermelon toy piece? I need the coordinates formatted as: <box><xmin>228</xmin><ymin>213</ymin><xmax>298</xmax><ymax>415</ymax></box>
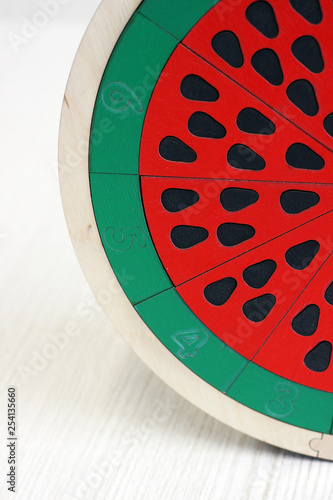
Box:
<box><xmin>59</xmin><ymin>0</ymin><xmax>333</xmax><ymax>459</ymax></box>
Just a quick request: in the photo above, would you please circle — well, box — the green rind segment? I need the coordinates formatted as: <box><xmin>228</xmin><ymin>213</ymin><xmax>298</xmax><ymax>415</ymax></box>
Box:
<box><xmin>136</xmin><ymin>288</ymin><xmax>247</xmax><ymax>393</ymax></box>
<box><xmin>136</xmin><ymin>287</ymin><xmax>333</xmax><ymax>433</ymax></box>
<box><xmin>139</xmin><ymin>0</ymin><xmax>219</xmax><ymax>40</ymax></box>
<box><xmin>89</xmin><ymin>13</ymin><xmax>178</xmax><ymax>174</ymax></box>
<box><xmin>227</xmin><ymin>364</ymin><xmax>333</xmax><ymax>433</ymax></box>
<box><xmin>90</xmin><ymin>173</ymin><xmax>172</xmax><ymax>304</ymax></box>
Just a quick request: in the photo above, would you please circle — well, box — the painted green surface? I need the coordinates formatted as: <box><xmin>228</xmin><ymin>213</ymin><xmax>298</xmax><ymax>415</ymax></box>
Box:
<box><xmin>89</xmin><ymin>13</ymin><xmax>178</xmax><ymax>174</ymax></box>
<box><xmin>227</xmin><ymin>364</ymin><xmax>333</xmax><ymax>433</ymax></box>
<box><xmin>139</xmin><ymin>0</ymin><xmax>219</xmax><ymax>40</ymax></box>
<box><xmin>136</xmin><ymin>288</ymin><xmax>247</xmax><ymax>393</ymax></box>
<box><xmin>90</xmin><ymin>173</ymin><xmax>172</xmax><ymax>304</ymax></box>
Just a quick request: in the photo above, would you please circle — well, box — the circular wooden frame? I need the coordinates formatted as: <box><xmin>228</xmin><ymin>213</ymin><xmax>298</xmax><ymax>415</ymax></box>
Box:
<box><xmin>59</xmin><ymin>0</ymin><xmax>332</xmax><ymax>459</ymax></box>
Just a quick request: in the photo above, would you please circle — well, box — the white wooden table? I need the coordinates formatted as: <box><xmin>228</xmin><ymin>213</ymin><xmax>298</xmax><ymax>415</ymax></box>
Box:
<box><xmin>1</xmin><ymin>1</ymin><xmax>333</xmax><ymax>498</ymax></box>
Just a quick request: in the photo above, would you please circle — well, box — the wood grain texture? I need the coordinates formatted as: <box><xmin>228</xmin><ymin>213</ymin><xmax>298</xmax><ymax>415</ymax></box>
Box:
<box><xmin>1</xmin><ymin>1</ymin><xmax>333</xmax><ymax>498</ymax></box>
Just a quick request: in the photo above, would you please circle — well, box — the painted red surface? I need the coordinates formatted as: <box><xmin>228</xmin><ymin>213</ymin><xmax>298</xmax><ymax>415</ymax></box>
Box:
<box><xmin>139</xmin><ymin>0</ymin><xmax>333</xmax><ymax>389</ymax></box>
<box><xmin>141</xmin><ymin>176</ymin><xmax>333</xmax><ymax>284</ymax></box>
<box><xmin>175</xmin><ymin>213</ymin><xmax>333</xmax><ymax>364</ymax></box>
<box><xmin>254</xmin><ymin>253</ymin><xmax>333</xmax><ymax>392</ymax></box>
<box><xmin>184</xmin><ymin>0</ymin><xmax>333</xmax><ymax>150</ymax></box>
<box><xmin>140</xmin><ymin>46</ymin><xmax>333</xmax><ymax>182</ymax></box>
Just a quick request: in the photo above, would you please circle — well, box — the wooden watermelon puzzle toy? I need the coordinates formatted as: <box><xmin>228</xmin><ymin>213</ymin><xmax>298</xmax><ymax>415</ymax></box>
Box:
<box><xmin>59</xmin><ymin>0</ymin><xmax>333</xmax><ymax>459</ymax></box>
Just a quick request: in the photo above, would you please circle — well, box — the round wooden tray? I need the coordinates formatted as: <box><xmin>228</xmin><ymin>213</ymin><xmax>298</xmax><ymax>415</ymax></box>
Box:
<box><xmin>59</xmin><ymin>0</ymin><xmax>333</xmax><ymax>459</ymax></box>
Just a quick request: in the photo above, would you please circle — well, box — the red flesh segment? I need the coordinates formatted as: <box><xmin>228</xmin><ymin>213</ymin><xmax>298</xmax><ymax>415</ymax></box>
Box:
<box><xmin>140</xmin><ymin>46</ymin><xmax>333</xmax><ymax>181</ymax></box>
<box><xmin>141</xmin><ymin>176</ymin><xmax>333</xmax><ymax>284</ymax></box>
<box><xmin>183</xmin><ymin>0</ymin><xmax>333</xmax><ymax>150</ymax></box>
<box><xmin>176</xmin><ymin>211</ymin><xmax>333</xmax><ymax>360</ymax></box>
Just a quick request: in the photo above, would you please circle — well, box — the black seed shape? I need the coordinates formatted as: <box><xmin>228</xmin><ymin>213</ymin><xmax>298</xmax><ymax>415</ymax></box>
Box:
<box><xmin>324</xmin><ymin>282</ymin><xmax>333</xmax><ymax>306</ymax></box>
<box><xmin>243</xmin><ymin>294</ymin><xmax>276</xmax><ymax>322</ymax></box>
<box><xmin>285</xmin><ymin>240</ymin><xmax>320</xmax><ymax>270</ymax></box>
<box><xmin>220</xmin><ymin>188</ymin><xmax>259</xmax><ymax>212</ymax></box>
<box><xmin>159</xmin><ymin>136</ymin><xmax>197</xmax><ymax>163</ymax></box>
<box><xmin>292</xmin><ymin>36</ymin><xmax>324</xmax><ymax>74</ymax></box>
<box><xmin>251</xmin><ymin>49</ymin><xmax>283</xmax><ymax>86</ymax></box>
<box><xmin>292</xmin><ymin>304</ymin><xmax>320</xmax><ymax>336</ymax></box>
<box><xmin>180</xmin><ymin>74</ymin><xmax>219</xmax><ymax>102</ymax></box>
<box><xmin>217</xmin><ymin>223</ymin><xmax>255</xmax><ymax>247</ymax></box>
<box><xmin>286</xmin><ymin>143</ymin><xmax>324</xmax><ymax>171</ymax></box>
<box><xmin>161</xmin><ymin>189</ymin><xmax>199</xmax><ymax>213</ymax></box>
<box><xmin>289</xmin><ymin>0</ymin><xmax>323</xmax><ymax>25</ymax></box>
<box><xmin>211</xmin><ymin>31</ymin><xmax>244</xmax><ymax>68</ymax></box>
<box><xmin>204</xmin><ymin>277</ymin><xmax>237</xmax><ymax>306</ymax></box>
<box><xmin>246</xmin><ymin>1</ymin><xmax>279</xmax><ymax>38</ymax></box>
<box><xmin>237</xmin><ymin>108</ymin><xmax>276</xmax><ymax>135</ymax></box>
<box><xmin>280</xmin><ymin>190</ymin><xmax>320</xmax><ymax>214</ymax></box>
<box><xmin>171</xmin><ymin>225</ymin><xmax>208</xmax><ymax>249</ymax></box>
<box><xmin>287</xmin><ymin>79</ymin><xmax>319</xmax><ymax>116</ymax></box>
<box><xmin>323</xmin><ymin>113</ymin><xmax>333</xmax><ymax>138</ymax></box>
<box><xmin>188</xmin><ymin>112</ymin><xmax>226</xmax><ymax>139</ymax></box>
<box><xmin>243</xmin><ymin>260</ymin><xmax>277</xmax><ymax>289</ymax></box>
<box><xmin>304</xmin><ymin>342</ymin><xmax>332</xmax><ymax>373</ymax></box>
<box><xmin>227</xmin><ymin>144</ymin><xmax>266</xmax><ymax>171</ymax></box>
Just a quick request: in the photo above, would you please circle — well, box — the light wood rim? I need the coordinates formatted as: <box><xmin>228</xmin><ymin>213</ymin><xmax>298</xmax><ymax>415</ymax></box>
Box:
<box><xmin>59</xmin><ymin>0</ymin><xmax>324</xmax><ymax>458</ymax></box>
